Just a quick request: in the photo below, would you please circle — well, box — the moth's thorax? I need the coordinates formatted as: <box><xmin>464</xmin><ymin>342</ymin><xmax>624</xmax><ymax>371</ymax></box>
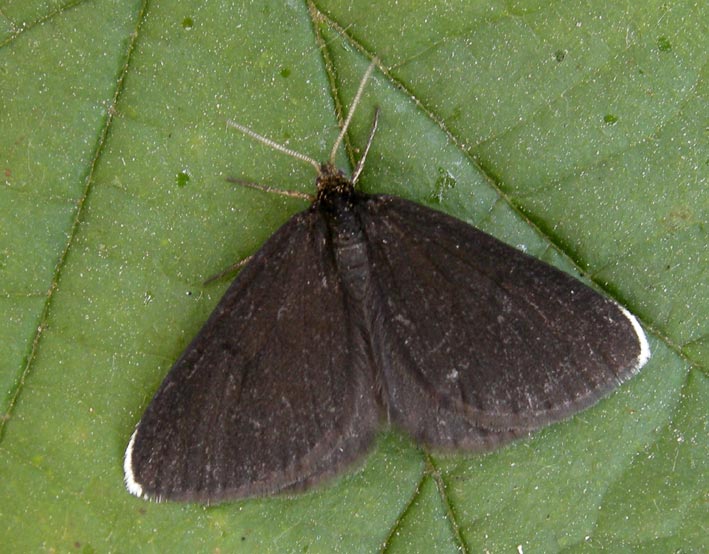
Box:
<box><xmin>315</xmin><ymin>163</ymin><xmax>371</xmax><ymax>300</ymax></box>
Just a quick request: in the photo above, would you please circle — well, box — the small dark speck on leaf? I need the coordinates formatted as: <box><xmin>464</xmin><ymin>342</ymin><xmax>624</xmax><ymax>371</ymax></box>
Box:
<box><xmin>280</xmin><ymin>67</ymin><xmax>291</xmax><ymax>78</ymax></box>
<box><xmin>182</xmin><ymin>17</ymin><xmax>194</xmax><ymax>30</ymax></box>
<box><xmin>554</xmin><ymin>49</ymin><xmax>566</xmax><ymax>62</ymax></box>
<box><xmin>177</xmin><ymin>170</ymin><xmax>191</xmax><ymax>188</ymax></box>
<box><xmin>604</xmin><ymin>114</ymin><xmax>619</xmax><ymax>125</ymax></box>
<box><xmin>657</xmin><ymin>36</ymin><xmax>672</xmax><ymax>52</ymax></box>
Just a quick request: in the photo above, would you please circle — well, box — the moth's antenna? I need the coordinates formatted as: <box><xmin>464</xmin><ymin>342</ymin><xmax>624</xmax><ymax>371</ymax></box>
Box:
<box><xmin>351</xmin><ymin>107</ymin><xmax>380</xmax><ymax>184</ymax></box>
<box><xmin>228</xmin><ymin>60</ymin><xmax>377</xmax><ymax>175</ymax></box>
<box><xmin>226</xmin><ymin>120</ymin><xmax>321</xmax><ymax>173</ymax></box>
<box><xmin>329</xmin><ymin>60</ymin><xmax>377</xmax><ymax>165</ymax></box>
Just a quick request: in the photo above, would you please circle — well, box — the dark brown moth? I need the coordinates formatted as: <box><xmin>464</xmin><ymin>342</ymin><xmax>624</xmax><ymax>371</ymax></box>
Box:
<box><xmin>124</xmin><ymin>62</ymin><xmax>650</xmax><ymax>503</ymax></box>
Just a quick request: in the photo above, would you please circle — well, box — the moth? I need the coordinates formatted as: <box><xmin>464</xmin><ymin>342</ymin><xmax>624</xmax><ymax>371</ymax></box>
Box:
<box><xmin>124</xmin><ymin>62</ymin><xmax>650</xmax><ymax>503</ymax></box>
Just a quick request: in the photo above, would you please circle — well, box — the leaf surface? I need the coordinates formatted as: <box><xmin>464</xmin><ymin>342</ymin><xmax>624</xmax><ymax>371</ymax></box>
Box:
<box><xmin>0</xmin><ymin>0</ymin><xmax>705</xmax><ymax>552</ymax></box>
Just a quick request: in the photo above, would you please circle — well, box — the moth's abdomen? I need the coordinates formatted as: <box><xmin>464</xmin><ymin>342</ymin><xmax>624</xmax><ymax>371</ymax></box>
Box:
<box><xmin>332</xmin><ymin>241</ymin><xmax>369</xmax><ymax>299</ymax></box>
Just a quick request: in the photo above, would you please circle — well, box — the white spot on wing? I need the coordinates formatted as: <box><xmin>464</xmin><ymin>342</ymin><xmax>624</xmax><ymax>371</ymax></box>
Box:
<box><xmin>123</xmin><ymin>428</ymin><xmax>145</xmax><ymax>498</ymax></box>
<box><xmin>617</xmin><ymin>305</ymin><xmax>651</xmax><ymax>372</ymax></box>
<box><xmin>445</xmin><ymin>369</ymin><xmax>459</xmax><ymax>382</ymax></box>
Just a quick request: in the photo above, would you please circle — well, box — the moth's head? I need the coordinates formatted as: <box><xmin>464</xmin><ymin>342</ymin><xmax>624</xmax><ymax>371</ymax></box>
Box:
<box><xmin>315</xmin><ymin>163</ymin><xmax>356</xmax><ymax>211</ymax></box>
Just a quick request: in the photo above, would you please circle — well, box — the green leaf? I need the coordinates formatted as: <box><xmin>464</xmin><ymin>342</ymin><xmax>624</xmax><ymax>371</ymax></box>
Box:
<box><xmin>1</xmin><ymin>0</ymin><xmax>705</xmax><ymax>552</ymax></box>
